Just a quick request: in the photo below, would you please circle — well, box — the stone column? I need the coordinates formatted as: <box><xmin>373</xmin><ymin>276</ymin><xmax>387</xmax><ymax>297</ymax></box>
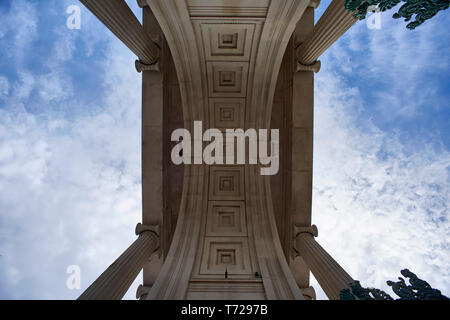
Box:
<box><xmin>296</xmin><ymin>0</ymin><xmax>357</xmax><ymax>66</ymax></box>
<box><xmin>294</xmin><ymin>225</ymin><xmax>353</xmax><ymax>300</ymax></box>
<box><xmin>140</xmin><ymin>1</ymin><xmax>163</xmax><ymax>230</ymax></box>
<box><xmin>137</xmin><ymin>1</ymin><xmax>166</xmax><ymax>296</ymax></box>
<box><xmin>291</xmin><ymin>6</ymin><xmax>315</xmax><ymax>231</ymax></box>
<box><xmin>78</xmin><ymin>224</ymin><xmax>159</xmax><ymax>300</ymax></box>
<box><xmin>289</xmin><ymin>5</ymin><xmax>316</xmax><ymax>294</ymax></box>
<box><xmin>80</xmin><ymin>0</ymin><xmax>159</xmax><ymax>65</ymax></box>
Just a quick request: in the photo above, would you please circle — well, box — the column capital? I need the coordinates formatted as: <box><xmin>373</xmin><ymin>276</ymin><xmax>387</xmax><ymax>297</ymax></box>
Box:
<box><xmin>136</xmin><ymin>284</ymin><xmax>152</xmax><ymax>300</ymax></box>
<box><xmin>136</xmin><ymin>223</ymin><xmax>162</xmax><ymax>259</ymax></box>
<box><xmin>296</xmin><ymin>60</ymin><xmax>321</xmax><ymax>73</ymax></box>
<box><xmin>135</xmin><ymin>34</ymin><xmax>162</xmax><ymax>73</ymax></box>
<box><xmin>135</xmin><ymin>60</ymin><xmax>161</xmax><ymax>73</ymax></box>
<box><xmin>293</xmin><ymin>224</ymin><xmax>318</xmax><ymax>238</ymax></box>
<box><xmin>135</xmin><ymin>223</ymin><xmax>160</xmax><ymax>237</ymax></box>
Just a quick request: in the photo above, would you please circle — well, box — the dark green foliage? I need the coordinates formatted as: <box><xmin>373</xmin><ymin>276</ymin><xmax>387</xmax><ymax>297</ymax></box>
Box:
<box><xmin>340</xmin><ymin>269</ymin><xmax>450</xmax><ymax>300</ymax></box>
<box><xmin>345</xmin><ymin>0</ymin><xmax>449</xmax><ymax>29</ymax></box>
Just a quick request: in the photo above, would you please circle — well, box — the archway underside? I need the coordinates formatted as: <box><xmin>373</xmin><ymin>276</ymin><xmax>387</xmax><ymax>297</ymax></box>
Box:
<box><xmin>147</xmin><ymin>0</ymin><xmax>309</xmax><ymax>300</ymax></box>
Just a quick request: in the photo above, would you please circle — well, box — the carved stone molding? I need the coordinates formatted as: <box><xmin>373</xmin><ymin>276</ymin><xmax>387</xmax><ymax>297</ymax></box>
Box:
<box><xmin>78</xmin><ymin>230</ymin><xmax>159</xmax><ymax>300</ymax></box>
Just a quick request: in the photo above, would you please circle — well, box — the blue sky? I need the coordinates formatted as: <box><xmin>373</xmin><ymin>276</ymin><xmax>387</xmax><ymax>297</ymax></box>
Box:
<box><xmin>0</xmin><ymin>0</ymin><xmax>448</xmax><ymax>299</ymax></box>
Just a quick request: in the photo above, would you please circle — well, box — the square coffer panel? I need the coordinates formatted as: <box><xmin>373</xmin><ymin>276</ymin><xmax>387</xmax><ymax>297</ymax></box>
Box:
<box><xmin>209</xmin><ymin>166</ymin><xmax>245</xmax><ymax>201</ymax></box>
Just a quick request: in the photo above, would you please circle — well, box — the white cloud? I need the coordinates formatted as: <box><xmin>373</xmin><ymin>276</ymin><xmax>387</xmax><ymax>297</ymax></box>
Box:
<box><xmin>307</xmin><ymin>9</ymin><xmax>449</xmax><ymax>299</ymax></box>
<box><xmin>0</xmin><ymin>1</ymin><xmax>144</xmax><ymax>299</ymax></box>
<box><xmin>0</xmin><ymin>76</ymin><xmax>9</xmax><ymax>97</ymax></box>
<box><xmin>38</xmin><ymin>71</ymin><xmax>73</xmax><ymax>102</ymax></box>
<box><xmin>51</xmin><ymin>30</ymin><xmax>77</xmax><ymax>64</ymax></box>
<box><xmin>310</xmin><ymin>65</ymin><xmax>450</xmax><ymax>300</ymax></box>
<box><xmin>326</xmin><ymin>10</ymin><xmax>450</xmax><ymax>121</ymax></box>
<box><xmin>13</xmin><ymin>72</ymin><xmax>35</xmax><ymax>101</ymax></box>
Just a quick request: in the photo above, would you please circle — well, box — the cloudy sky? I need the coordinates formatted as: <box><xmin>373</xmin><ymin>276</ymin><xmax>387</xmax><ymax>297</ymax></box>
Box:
<box><xmin>0</xmin><ymin>0</ymin><xmax>448</xmax><ymax>300</ymax></box>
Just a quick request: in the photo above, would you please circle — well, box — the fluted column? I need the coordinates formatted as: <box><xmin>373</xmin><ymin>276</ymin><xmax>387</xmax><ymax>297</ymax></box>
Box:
<box><xmin>80</xmin><ymin>0</ymin><xmax>159</xmax><ymax>65</ymax></box>
<box><xmin>288</xmin><ymin>5</ymin><xmax>316</xmax><ymax>292</ymax></box>
<box><xmin>78</xmin><ymin>224</ymin><xmax>159</xmax><ymax>300</ymax></box>
<box><xmin>297</xmin><ymin>0</ymin><xmax>357</xmax><ymax>66</ymax></box>
<box><xmin>294</xmin><ymin>225</ymin><xmax>353</xmax><ymax>300</ymax></box>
